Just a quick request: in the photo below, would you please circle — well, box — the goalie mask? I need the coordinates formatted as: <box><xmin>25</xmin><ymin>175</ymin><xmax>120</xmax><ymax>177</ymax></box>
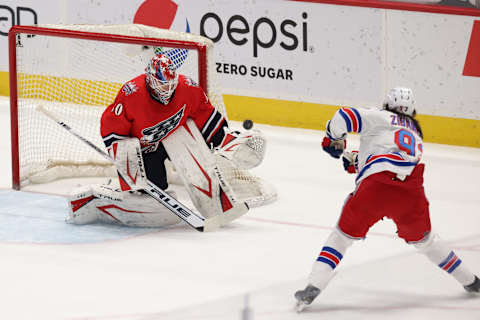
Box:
<box><xmin>145</xmin><ymin>54</ymin><xmax>178</xmax><ymax>105</ymax></box>
<box><xmin>383</xmin><ymin>87</ymin><xmax>415</xmax><ymax>116</ymax></box>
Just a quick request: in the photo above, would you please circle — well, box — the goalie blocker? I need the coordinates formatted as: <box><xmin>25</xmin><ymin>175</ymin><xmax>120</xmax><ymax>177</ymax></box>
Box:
<box><xmin>68</xmin><ymin>119</ymin><xmax>267</xmax><ymax>228</ymax></box>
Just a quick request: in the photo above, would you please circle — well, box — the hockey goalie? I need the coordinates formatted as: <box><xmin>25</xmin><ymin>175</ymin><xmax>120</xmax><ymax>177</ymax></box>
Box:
<box><xmin>66</xmin><ymin>53</ymin><xmax>271</xmax><ymax>229</ymax></box>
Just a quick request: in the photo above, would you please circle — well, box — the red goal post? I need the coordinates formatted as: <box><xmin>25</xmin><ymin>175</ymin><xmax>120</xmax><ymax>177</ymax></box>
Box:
<box><xmin>8</xmin><ymin>24</ymin><xmax>276</xmax><ymax>208</ymax></box>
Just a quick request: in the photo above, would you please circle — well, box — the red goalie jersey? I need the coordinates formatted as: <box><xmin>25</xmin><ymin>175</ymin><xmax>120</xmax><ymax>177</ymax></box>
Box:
<box><xmin>101</xmin><ymin>74</ymin><xmax>227</xmax><ymax>151</ymax></box>
<box><xmin>101</xmin><ymin>74</ymin><xmax>228</xmax><ymax>190</ymax></box>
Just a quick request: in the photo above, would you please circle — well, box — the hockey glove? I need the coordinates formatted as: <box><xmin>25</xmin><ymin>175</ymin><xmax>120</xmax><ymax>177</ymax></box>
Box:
<box><xmin>342</xmin><ymin>151</ymin><xmax>358</xmax><ymax>174</ymax></box>
<box><xmin>322</xmin><ymin>137</ymin><xmax>346</xmax><ymax>159</ymax></box>
<box><xmin>214</xmin><ymin>128</ymin><xmax>266</xmax><ymax>170</ymax></box>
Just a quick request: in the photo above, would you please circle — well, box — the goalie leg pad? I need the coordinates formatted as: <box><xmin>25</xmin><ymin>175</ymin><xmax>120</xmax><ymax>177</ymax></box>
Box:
<box><xmin>108</xmin><ymin>137</ymin><xmax>148</xmax><ymax>192</ymax></box>
<box><xmin>163</xmin><ymin>119</ymin><xmax>249</xmax><ymax>225</ymax></box>
<box><xmin>67</xmin><ymin>185</ymin><xmax>101</xmax><ymax>225</ymax></box>
<box><xmin>67</xmin><ymin>184</ymin><xmax>182</xmax><ymax>227</ymax></box>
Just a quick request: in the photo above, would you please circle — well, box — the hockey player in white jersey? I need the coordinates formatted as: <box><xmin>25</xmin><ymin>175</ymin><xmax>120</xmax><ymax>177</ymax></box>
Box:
<box><xmin>294</xmin><ymin>87</ymin><xmax>479</xmax><ymax>311</ymax></box>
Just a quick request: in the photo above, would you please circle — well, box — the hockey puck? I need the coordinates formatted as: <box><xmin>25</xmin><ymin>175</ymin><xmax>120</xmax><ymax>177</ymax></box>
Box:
<box><xmin>243</xmin><ymin>119</ymin><xmax>253</xmax><ymax>130</ymax></box>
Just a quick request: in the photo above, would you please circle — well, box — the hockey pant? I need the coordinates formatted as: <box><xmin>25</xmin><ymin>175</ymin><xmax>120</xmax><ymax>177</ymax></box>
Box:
<box><xmin>339</xmin><ymin>164</ymin><xmax>431</xmax><ymax>243</ymax></box>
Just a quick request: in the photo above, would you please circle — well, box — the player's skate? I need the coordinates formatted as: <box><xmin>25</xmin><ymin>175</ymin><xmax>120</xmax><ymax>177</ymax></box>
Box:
<box><xmin>294</xmin><ymin>284</ymin><xmax>321</xmax><ymax>312</ymax></box>
<box><xmin>464</xmin><ymin>275</ymin><xmax>480</xmax><ymax>293</ymax></box>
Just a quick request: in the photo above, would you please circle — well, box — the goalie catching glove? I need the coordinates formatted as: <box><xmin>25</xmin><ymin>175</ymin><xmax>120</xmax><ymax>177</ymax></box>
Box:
<box><xmin>214</xmin><ymin>128</ymin><xmax>266</xmax><ymax>170</ymax></box>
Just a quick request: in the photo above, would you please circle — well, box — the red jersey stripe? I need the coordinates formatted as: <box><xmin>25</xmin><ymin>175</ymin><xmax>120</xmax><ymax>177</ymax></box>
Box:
<box><xmin>342</xmin><ymin>108</ymin><xmax>358</xmax><ymax>133</ymax></box>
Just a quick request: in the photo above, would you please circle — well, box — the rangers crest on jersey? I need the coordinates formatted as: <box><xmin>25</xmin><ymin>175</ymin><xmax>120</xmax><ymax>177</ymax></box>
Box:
<box><xmin>122</xmin><ymin>81</ymin><xmax>138</xmax><ymax>96</ymax></box>
<box><xmin>140</xmin><ymin>106</ymin><xmax>185</xmax><ymax>153</ymax></box>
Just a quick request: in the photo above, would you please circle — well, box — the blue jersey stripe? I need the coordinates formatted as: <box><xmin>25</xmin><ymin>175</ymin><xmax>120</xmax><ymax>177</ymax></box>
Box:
<box><xmin>356</xmin><ymin>158</ymin><xmax>418</xmax><ymax>182</ymax></box>
<box><xmin>338</xmin><ymin>109</ymin><xmax>352</xmax><ymax>132</ymax></box>
<box><xmin>102</xmin><ymin>133</ymin><xmax>129</xmax><ymax>148</ymax></box>
<box><xmin>350</xmin><ymin>108</ymin><xmax>362</xmax><ymax>133</ymax></box>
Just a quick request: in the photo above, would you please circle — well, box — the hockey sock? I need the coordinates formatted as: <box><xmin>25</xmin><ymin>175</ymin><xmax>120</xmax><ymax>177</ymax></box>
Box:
<box><xmin>414</xmin><ymin>233</ymin><xmax>475</xmax><ymax>286</ymax></box>
<box><xmin>308</xmin><ymin>228</ymin><xmax>354</xmax><ymax>290</ymax></box>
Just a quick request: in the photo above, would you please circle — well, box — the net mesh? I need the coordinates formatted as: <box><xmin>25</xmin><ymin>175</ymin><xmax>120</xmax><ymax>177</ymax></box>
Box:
<box><xmin>13</xmin><ymin>24</ymin><xmax>276</xmax><ymax>207</ymax></box>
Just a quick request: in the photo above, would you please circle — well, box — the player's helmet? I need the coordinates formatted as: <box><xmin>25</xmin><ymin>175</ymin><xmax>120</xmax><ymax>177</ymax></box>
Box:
<box><xmin>145</xmin><ymin>54</ymin><xmax>178</xmax><ymax>105</ymax></box>
<box><xmin>383</xmin><ymin>87</ymin><xmax>415</xmax><ymax>116</ymax></box>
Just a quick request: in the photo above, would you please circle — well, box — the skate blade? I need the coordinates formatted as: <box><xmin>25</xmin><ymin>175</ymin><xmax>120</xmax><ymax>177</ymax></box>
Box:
<box><xmin>295</xmin><ymin>301</ymin><xmax>307</xmax><ymax>313</ymax></box>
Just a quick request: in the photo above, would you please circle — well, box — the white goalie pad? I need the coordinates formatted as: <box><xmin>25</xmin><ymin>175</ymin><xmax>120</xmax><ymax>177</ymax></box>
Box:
<box><xmin>215</xmin><ymin>129</ymin><xmax>266</xmax><ymax>170</ymax></box>
<box><xmin>107</xmin><ymin>137</ymin><xmax>148</xmax><ymax>191</ymax></box>
<box><xmin>162</xmin><ymin>119</ymin><xmax>248</xmax><ymax>226</ymax></box>
<box><xmin>67</xmin><ymin>183</ymin><xmax>181</xmax><ymax>227</ymax></box>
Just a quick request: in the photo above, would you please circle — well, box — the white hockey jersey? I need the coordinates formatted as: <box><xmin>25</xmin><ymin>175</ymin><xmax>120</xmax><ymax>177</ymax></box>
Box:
<box><xmin>326</xmin><ymin>107</ymin><xmax>423</xmax><ymax>184</ymax></box>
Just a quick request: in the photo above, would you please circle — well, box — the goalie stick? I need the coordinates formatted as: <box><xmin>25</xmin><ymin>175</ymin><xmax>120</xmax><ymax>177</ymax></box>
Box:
<box><xmin>36</xmin><ymin>105</ymin><xmax>216</xmax><ymax>232</ymax></box>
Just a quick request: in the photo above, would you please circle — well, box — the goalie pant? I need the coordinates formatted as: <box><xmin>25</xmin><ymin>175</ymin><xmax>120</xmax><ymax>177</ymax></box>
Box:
<box><xmin>67</xmin><ymin>184</ymin><xmax>181</xmax><ymax>227</ymax></box>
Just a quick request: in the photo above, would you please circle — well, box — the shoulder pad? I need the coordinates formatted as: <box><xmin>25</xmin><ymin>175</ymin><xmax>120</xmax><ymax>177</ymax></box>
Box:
<box><xmin>183</xmin><ymin>76</ymin><xmax>199</xmax><ymax>87</ymax></box>
<box><xmin>121</xmin><ymin>81</ymin><xmax>139</xmax><ymax>97</ymax></box>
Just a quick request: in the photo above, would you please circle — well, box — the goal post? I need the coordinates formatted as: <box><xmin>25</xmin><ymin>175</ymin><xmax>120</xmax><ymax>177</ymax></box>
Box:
<box><xmin>9</xmin><ymin>24</ymin><xmax>276</xmax><ymax>208</ymax></box>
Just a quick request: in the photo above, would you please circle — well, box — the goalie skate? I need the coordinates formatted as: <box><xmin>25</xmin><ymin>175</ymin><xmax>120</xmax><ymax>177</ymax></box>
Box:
<box><xmin>294</xmin><ymin>285</ymin><xmax>320</xmax><ymax>313</ymax></box>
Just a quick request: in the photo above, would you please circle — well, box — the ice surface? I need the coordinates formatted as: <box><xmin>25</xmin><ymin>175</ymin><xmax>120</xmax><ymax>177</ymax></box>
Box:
<box><xmin>0</xmin><ymin>190</ymin><xmax>169</xmax><ymax>244</ymax></box>
<box><xmin>0</xmin><ymin>96</ymin><xmax>478</xmax><ymax>319</ymax></box>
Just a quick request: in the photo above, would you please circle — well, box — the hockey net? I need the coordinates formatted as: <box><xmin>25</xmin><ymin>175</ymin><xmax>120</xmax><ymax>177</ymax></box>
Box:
<box><xmin>10</xmin><ymin>24</ymin><xmax>276</xmax><ymax>208</ymax></box>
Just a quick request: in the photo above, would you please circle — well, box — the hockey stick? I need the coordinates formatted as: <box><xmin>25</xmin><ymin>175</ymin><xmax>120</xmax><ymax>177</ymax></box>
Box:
<box><xmin>36</xmin><ymin>105</ymin><xmax>216</xmax><ymax>232</ymax></box>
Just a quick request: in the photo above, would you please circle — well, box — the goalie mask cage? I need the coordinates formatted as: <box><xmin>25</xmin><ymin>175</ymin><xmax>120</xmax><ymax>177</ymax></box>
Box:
<box><xmin>9</xmin><ymin>24</ymin><xmax>276</xmax><ymax>208</ymax></box>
